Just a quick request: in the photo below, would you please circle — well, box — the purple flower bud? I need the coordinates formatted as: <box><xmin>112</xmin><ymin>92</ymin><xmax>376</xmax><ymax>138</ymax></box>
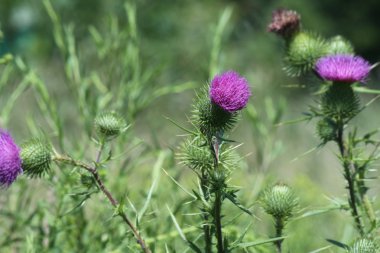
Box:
<box><xmin>210</xmin><ymin>71</ymin><xmax>251</xmax><ymax>112</ymax></box>
<box><xmin>315</xmin><ymin>54</ymin><xmax>371</xmax><ymax>83</ymax></box>
<box><xmin>0</xmin><ymin>129</ymin><xmax>22</xmax><ymax>187</ymax></box>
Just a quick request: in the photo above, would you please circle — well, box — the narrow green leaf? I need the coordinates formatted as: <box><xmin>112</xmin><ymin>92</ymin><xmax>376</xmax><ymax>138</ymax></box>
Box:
<box><xmin>166</xmin><ymin>205</ymin><xmax>202</xmax><ymax>253</ymax></box>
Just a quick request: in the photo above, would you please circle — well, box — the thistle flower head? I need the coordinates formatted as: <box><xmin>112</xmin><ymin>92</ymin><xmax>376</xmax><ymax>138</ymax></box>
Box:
<box><xmin>268</xmin><ymin>8</ymin><xmax>301</xmax><ymax>38</ymax></box>
<box><xmin>209</xmin><ymin>71</ymin><xmax>251</xmax><ymax>112</ymax></box>
<box><xmin>21</xmin><ymin>138</ymin><xmax>52</xmax><ymax>178</ymax></box>
<box><xmin>0</xmin><ymin>129</ymin><xmax>22</xmax><ymax>187</ymax></box>
<box><xmin>315</xmin><ymin>54</ymin><xmax>371</xmax><ymax>83</ymax></box>
<box><xmin>260</xmin><ymin>183</ymin><xmax>298</xmax><ymax>221</ymax></box>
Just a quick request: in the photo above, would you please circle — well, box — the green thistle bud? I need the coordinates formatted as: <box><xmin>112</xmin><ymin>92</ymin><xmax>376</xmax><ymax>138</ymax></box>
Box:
<box><xmin>260</xmin><ymin>184</ymin><xmax>298</xmax><ymax>220</ymax></box>
<box><xmin>284</xmin><ymin>31</ymin><xmax>327</xmax><ymax>77</ymax></box>
<box><xmin>321</xmin><ymin>83</ymin><xmax>360</xmax><ymax>122</ymax></box>
<box><xmin>326</xmin><ymin>35</ymin><xmax>354</xmax><ymax>55</ymax></box>
<box><xmin>349</xmin><ymin>238</ymin><xmax>377</xmax><ymax>253</ymax></box>
<box><xmin>316</xmin><ymin>118</ymin><xmax>338</xmax><ymax>143</ymax></box>
<box><xmin>21</xmin><ymin>139</ymin><xmax>52</xmax><ymax>178</ymax></box>
<box><xmin>179</xmin><ymin>137</ymin><xmax>213</xmax><ymax>173</ymax></box>
<box><xmin>94</xmin><ymin>112</ymin><xmax>126</xmax><ymax>140</ymax></box>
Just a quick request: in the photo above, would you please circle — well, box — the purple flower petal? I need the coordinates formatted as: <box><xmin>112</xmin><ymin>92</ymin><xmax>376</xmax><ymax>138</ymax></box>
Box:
<box><xmin>210</xmin><ymin>71</ymin><xmax>251</xmax><ymax>112</ymax></box>
<box><xmin>315</xmin><ymin>54</ymin><xmax>371</xmax><ymax>83</ymax></box>
<box><xmin>0</xmin><ymin>129</ymin><xmax>22</xmax><ymax>187</ymax></box>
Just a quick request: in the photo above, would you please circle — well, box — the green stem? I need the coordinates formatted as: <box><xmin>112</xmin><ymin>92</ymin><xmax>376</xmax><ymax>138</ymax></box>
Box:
<box><xmin>215</xmin><ymin>189</ymin><xmax>224</xmax><ymax>253</ymax></box>
<box><xmin>53</xmin><ymin>154</ymin><xmax>152</xmax><ymax>253</ymax></box>
<box><xmin>201</xmin><ymin>172</ymin><xmax>213</xmax><ymax>253</ymax></box>
<box><xmin>275</xmin><ymin>218</ymin><xmax>284</xmax><ymax>253</ymax></box>
<box><xmin>336</xmin><ymin>126</ymin><xmax>364</xmax><ymax>236</ymax></box>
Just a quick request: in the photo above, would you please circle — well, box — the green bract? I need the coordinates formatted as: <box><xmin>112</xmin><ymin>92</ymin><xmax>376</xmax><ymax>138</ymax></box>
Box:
<box><xmin>284</xmin><ymin>31</ymin><xmax>327</xmax><ymax>77</ymax></box>
<box><xmin>94</xmin><ymin>112</ymin><xmax>126</xmax><ymax>140</ymax></box>
<box><xmin>321</xmin><ymin>83</ymin><xmax>360</xmax><ymax>122</ymax></box>
<box><xmin>326</xmin><ymin>35</ymin><xmax>354</xmax><ymax>55</ymax></box>
<box><xmin>194</xmin><ymin>89</ymin><xmax>238</xmax><ymax>139</ymax></box>
<box><xmin>21</xmin><ymin>139</ymin><xmax>52</xmax><ymax>178</ymax></box>
<box><xmin>261</xmin><ymin>184</ymin><xmax>298</xmax><ymax>220</ymax></box>
<box><xmin>316</xmin><ymin>118</ymin><xmax>338</xmax><ymax>144</ymax></box>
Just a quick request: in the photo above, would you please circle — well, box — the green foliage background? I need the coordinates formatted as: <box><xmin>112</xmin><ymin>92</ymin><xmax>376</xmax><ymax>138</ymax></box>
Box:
<box><xmin>0</xmin><ymin>0</ymin><xmax>379</xmax><ymax>252</ymax></box>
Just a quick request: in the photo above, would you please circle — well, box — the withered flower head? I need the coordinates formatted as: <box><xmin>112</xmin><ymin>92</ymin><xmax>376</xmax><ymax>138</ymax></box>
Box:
<box><xmin>268</xmin><ymin>8</ymin><xmax>301</xmax><ymax>38</ymax></box>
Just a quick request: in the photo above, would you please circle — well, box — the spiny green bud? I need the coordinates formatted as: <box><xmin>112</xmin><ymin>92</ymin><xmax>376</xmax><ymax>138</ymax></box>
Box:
<box><xmin>349</xmin><ymin>238</ymin><xmax>377</xmax><ymax>253</ymax></box>
<box><xmin>94</xmin><ymin>112</ymin><xmax>126</xmax><ymax>140</ymax></box>
<box><xmin>21</xmin><ymin>139</ymin><xmax>52</xmax><ymax>178</ymax></box>
<box><xmin>316</xmin><ymin>118</ymin><xmax>337</xmax><ymax>143</ymax></box>
<box><xmin>321</xmin><ymin>83</ymin><xmax>360</xmax><ymax>121</ymax></box>
<box><xmin>194</xmin><ymin>89</ymin><xmax>237</xmax><ymax>139</ymax></box>
<box><xmin>326</xmin><ymin>35</ymin><xmax>354</xmax><ymax>55</ymax></box>
<box><xmin>284</xmin><ymin>31</ymin><xmax>327</xmax><ymax>77</ymax></box>
<box><xmin>179</xmin><ymin>137</ymin><xmax>214</xmax><ymax>172</ymax></box>
<box><xmin>260</xmin><ymin>184</ymin><xmax>298</xmax><ymax>220</ymax></box>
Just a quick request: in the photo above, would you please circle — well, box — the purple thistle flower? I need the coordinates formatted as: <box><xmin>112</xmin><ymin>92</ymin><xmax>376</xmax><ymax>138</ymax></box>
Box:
<box><xmin>210</xmin><ymin>71</ymin><xmax>251</xmax><ymax>112</ymax></box>
<box><xmin>0</xmin><ymin>129</ymin><xmax>22</xmax><ymax>187</ymax></box>
<box><xmin>315</xmin><ymin>54</ymin><xmax>371</xmax><ymax>83</ymax></box>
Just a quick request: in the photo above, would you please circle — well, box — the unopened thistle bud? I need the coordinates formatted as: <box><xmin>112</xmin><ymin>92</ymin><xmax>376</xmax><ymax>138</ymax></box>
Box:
<box><xmin>284</xmin><ymin>32</ymin><xmax>327</xmax><ymax>77</ymax></box>
<box><xmin>94</xmin><ymin>112</ymin><xmax>126</xmax><ymax>140</ymax></box>
<box><xmin>268</xmin><ymin>8</ymin><xmax>301</xmax><ymax>39</ymax></box>
<box><xmin>349</xmin><ymin>238</ymin><xmax>377</xmax><ymax>253</ymax></box>
<box><xmin>316</xmin><ymin>118</ymin><xmax>338</xmax><ymax>144</ymax></box>
<box><xmin>261</xmin><ymin>184</ymin><xmax>298</xmax><ymax>221</ymax></box>
<box><xmin>21</xmin><ymin>139</ymin><xmax>52</xmax><ymax>178</ymax></box>
<box><xmin>326</xmin><ymin>36</ymin><xmax>354</xmax><ymax>55</ymax></box>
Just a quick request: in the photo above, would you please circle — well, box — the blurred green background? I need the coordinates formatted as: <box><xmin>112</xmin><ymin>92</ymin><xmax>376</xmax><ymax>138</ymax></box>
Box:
<box><xmin>1</xmin><ymin>0</ymin><xmax>380</xmax><ymax>252</ymax></box>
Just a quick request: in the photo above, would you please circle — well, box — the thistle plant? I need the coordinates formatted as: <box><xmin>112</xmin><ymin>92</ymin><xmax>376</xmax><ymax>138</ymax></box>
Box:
<box><xmin>269</xmin><ymin>7</ymin><xmax>380</xmax><ymax>247</ymax></box>
<box><xmin>260</xmin><ymin>184</ymin><xmax>298</xmax><ymax>253</ymax></box>
<box><xmin>177</xmin><ymin>70</ymin><xmax>251</xmax><ymax>252</ymax></box>
<box><xmin>15</xmin><ymin>112</ymin><xmax>152</xmax><ymax>253</ymax></box>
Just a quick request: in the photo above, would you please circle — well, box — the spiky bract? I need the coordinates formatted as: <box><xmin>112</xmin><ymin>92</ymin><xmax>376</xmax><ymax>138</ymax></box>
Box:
<box><xmin>321</xmin><ymin>83</ymin><xmax>360</xmax><ymax>122</ymax></box>
<box><xmin>21</xmin><ymin>138</ymin><xmax>52</xmax><ymax>178</ymax></box>
<box><xmin>260</xmin><ymin>184</ymin><xmax>298</xmax><ymax>220</ymax></box>
<box><xmin>326</xmin><ymin>36</ymin><xmax>354</xmax><ymax>55</ymax></box>
<box><xmin>94</xmin><ymin>111</ymin><xmax>126</xmax><ymax>140</ymax></box>
<box><xmin>284</xmin><ymin>32</ymin><xmax>327</xmax><ymax>77</ymax></box>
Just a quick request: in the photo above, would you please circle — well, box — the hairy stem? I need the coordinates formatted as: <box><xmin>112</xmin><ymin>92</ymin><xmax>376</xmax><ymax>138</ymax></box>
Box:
<box><xmin>53</xmin><ymin>154</ymin><xmax>152</xmax><ymax>253</ymax></box>
<box><xmin>201</xmin><ymin>172</ymin><xmax>213</xmax><ymax>253</ymax></box>
<box><xmin>336</xmin><ymin>126</ymin><xmax>364</xmax><ymax>236</ymax></box>
<box><xmin>214</xmin><ymin>189</ymin><xmax>224</xmax><ymax>253</ymax></box>
<box><xmin>210</xmin><ymin>137</ymin><xmax>224</xmax><ymax>253</ymax></box>
<box><xmin>274</xmin><ymin>218</ymin><xmax>284</xmax><ymax>253</ymax></box>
